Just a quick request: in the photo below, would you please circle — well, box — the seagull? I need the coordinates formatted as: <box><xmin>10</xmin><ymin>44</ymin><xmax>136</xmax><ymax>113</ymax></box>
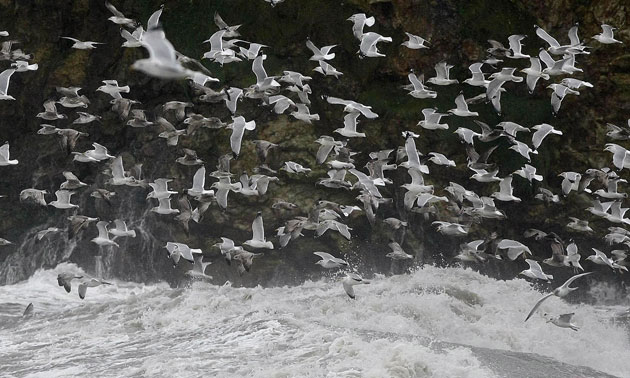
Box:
<box><xmin>0</xmin><ymin>141</ymin><xmax>18</xmax><ymax>165</ymax></box>
<box><xmin>0</xmin><ymin>68</ymin><xmax>15</xmax><ymax>100</ymax></box>
<box><xmin>163</xmin><ymin>101</ymin><xmax>193</xmax><ymax>121</ymax></box>
<box><xmin>91</xmin><ymin>221</ymin><xmax>119</xmax><ymax>247</ymax></box>
<box><xmin>545</xmin><ymin>313</ymin><xmax>579</xmax><ymax>331</ymax></box>
<box><xmin>358</xmin><ymin>31</ymin><xmax>392</xmax><ymax>58</ymax></box>
<box><xmin>49</xmin><ymin>190</ymin><xmax>78</xmax><ymax>209</ymax></box>
<box><xmin>244</xmin><ymin>212</ymin><xmax>274</xmax><ymax>250</ymax></box>
<box><xmin>73</xmin><ymin>112</ymin><xmax>101</xmax><ymax>125</ymax></box>
<box><xmin>548</xmin><ymin>84</ymin><xmax>579</xmax><ymax>114</ymax></box>
<box><xmin>496</xmin><ymin>239</ymin><xmax>531</xmax><ymax>260</ymax></box>
<box><xmin>151</xmin><ymin>197</ymin><xmax>179</xmax><ymax>215</ymax></box>
<box><xmin>96</xmin><ymin>80</ymin><xmax>130</xmax><ymax>99</ymax></box>
<box><xmin>491</xmin><ymin>175</ymin><xmax>521</xmax><ymax>202</ymax></box>
<box><xmin>109</xmin><ymin>219</ymin><xmax>136</xmax><ymax>239</ymax></box>
<box><xmin>78</xmin><ymin>278</ymin><xmax>112</xmax><ymax>299</ymax></box>
<box><xmin>121</xmin><ymin>26</ymin><xmax>144</xmax><ymax>48</ymax></box>
<box><xmin>506</xmin><ymin>34</ymin><xmax>530</xmax><ymax>59</ymax></box>
<box><xmin>347</xmin><ymin>13</ymin><xmax>375</xmax><ymax>39</ymax></box>
<box><xmin>342</xmin><ymin>272</ymin><xmax>370</xmax><ymax>299</ymax></box>
<box><xmin>165</xmin><ymin>242</ymin><xmax>202</xmax><ymax>266</ymax></box>
<box><xmin>463</xmin><ymin>62</ymin><xmax>490</xmax><ymax>87</ymax></box>
<box><xmin>176</xmin><ymin>148</ymin><xmax>204</xmax><ymax>166</ymax></box>
<box><xmin>535</xmin><ymin>25</ymin><xmax>584</xmax><ymax>55</ymax></box>
<box><xmin>11</xmin><ymin>60</ymin><xmax>38</xmax><ymax>73</ymax></box>
<box><xmin>524</xmin><ymin>272</ymin><xmax>592</xmax><ymax>321</ymax></box>
<box><xmin>514</xmin><ymin>164</ymin><xmax>543</xmax><ymax>183</ymax></box>
<box><xmin>404</xmin><ymin>72</ymin><xmax>437</xmax><ymax>99</ymax></box>
<box><xmin>314</xmin><ymin>251</ymin><xmax>349</xmax><ymax>268</ymax></box>
<box><xmin>470</xmin><ymin>167</ymin><xmax>501</xmax><ymax>183</ymax></box>
<box><xmin>66</xmin><ymin>215</ymin><xmax>97</xmax><ymax>239</ymax></box>
<box><xmin>593</xmin><ymin>24</ymin><xmax>622</xmax><ymax>44</ymax></box>
<box><xmin>335</xmin><ymin>112</ymin><xmax>365</xmax><ymax>138</ymax></box>
<box><xmin>20</xmin><ymin>188</ymin><xmax>47</xmax><ymax>206</ymax></box>
<box><xmin>305</xmin><ymin>40</ymin><xmax>336</xmax><ymax>61</ymax></box>
<box><xmin>186</xmin><ymin>166</ymin><xmax>215</xmax><ymax>199</ymax></box>
<box><xmin>428</xmin><ymin>152</ymin><xmax>455</xmax><ymax>167</ymax></box>
<box><xmin>147</xmin><ymin>178</ymin><xmax>177</xmax><ymax>200</ymax></box>
<box><xmin>281</xmin><ymin>161</ymin><xmax>311</xmax><ymax>174</ymax></box>
<box><xmin>606</xmin><ymin>122</ymin><xmax>630</xmax><ymax>141</ymax></box>
<box><xmin>432</xmin><ymin>221</ymin><xmax>468</xmax><ymax>236</ymax></box>
<box><xmin>290</xmin><ymin>103</ymin><xmax>320</xmax><ymax>123</ymax></box>
<box><xmin>251</xmin><ymin>54</ymin><xmax>280</xmax><ymax>92</ymax></box>
<box><xmin>587</xmin><ymin>248</ymin><xmax>628</xmax><ymax>273</ymax></box>
<box><xmin>448</xmin><ymin>93</ymin><xmax>479</xmax><ymax>117</ymax></box>
<box><xmin>267</xmin><ymin>94</ymin><xmax>296</xmax><ymax>114</ymax></box>
<box><xmin>61</xmin><ymin>36</ymin><xmax>103</xmax><ymax>49</ymax></box>
<box><xmin>60</xmin><ymin>171</ymin><xmax>87</xmax><ymax>190</ymax></box>
<box><xmin>224</xmin><ymin>87</ymin><xmax>242</xmax><ymax>114</ymax></box>
<box><xmin>401</xmin><ymin>32</ymin><xmax>429</xmax><ymax>49</ymax></box>
<box><xmin>227</xmin><ymin>116</ymin><xmax>256</xmax><ymax>156</ymax></box>
<box><xmin>36</xmin><ymin>100</ymin><xmax>66</xmax><ymax>120</ymax></box>
<box><xmin>326</xmin><ymin>96</ymin><xmax>378</xmax><ymax>119</ymax></box>
<box><xmin>487</xmin><ymin>67</ymin><xmax>523</xmax><ymax>100</ymax></box>
<box><xmin>132</xmin><ymin>28</ymin><xmax>194</xmax><ymax>79</ymax></box>
<box><xmin>386</xmin><ymin>241</ymin><xmax>413</xmax><ymax>260</ymax></box>
<box><xmin>313</xmin><ymin>60</ymin><xmax>343</xmax><ymax>78</ymax></box>
<box><xmin>105</xmin><ymin>1</ymin><xmax>136</xmax><ymax>28</ymax></box>
<box><xmin>521</xmin><ymin>57</ymin><xmax>550</xmax><ymax>93</ymax></box>
<box><xmin>210</xmin><ymin>176</ymin><xmax>241</xmax><ymax>210</ymax></box>
<box><xmin>497</xmin><ymin>121</ymin><xmax>530</xmax><ymax>138</ymax></box>
<box><xmin>187</xmin><ymin>255</ymin><xmax>212</xmax><ymax>278</ymax></box>
<box><xmin>535</xmin><ymin>187</ymin><xmax>560</xmax><ymax>203</ymax></box>
<box><xmin>532</xmin><ymin>123</ymin><xmax>563</xmax><ymax>150</ymax></box>
<box><xmin>520</xmin><ymin>259</ymin><xmax>553</xmax><ymax>281</ymax></box>
<box><xmin>232</xmin><ymin>250</ymin><xmax>263</xmax><ymax>275</ymax></box>
<box><xmin>214</xmin><ymin>12</ymin><xmax>241</xmax><ymax>38</ymax></box>
<box><xmin>427</xmin><ymin>62</ymin><xmax>458</xmax><ymax>85</ymax></box>
<box><xmin>57</xmin><ymin>273</ymin><xmax>83</xmax><ymax>293</ymax></box>
<box><xmin>418</xmin><ymin>108</ymin><xmax>449</xmax><ymax>130</ymax></box>
<box><xmin>508</xmin><ymin>139</ymin><xmax>537</xmax><ymax>162</ymax></box>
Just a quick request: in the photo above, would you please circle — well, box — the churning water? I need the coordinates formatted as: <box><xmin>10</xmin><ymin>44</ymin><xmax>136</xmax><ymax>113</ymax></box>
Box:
<box><xmin>1</xmin><ymin>263</ymin><xmax>628</xmax><ymax>378</ymax></box>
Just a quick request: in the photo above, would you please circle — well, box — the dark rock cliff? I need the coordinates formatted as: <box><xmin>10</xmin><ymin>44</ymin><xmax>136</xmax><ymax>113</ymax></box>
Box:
<box><xmin>0</xmin><ymin>0</ymin><xmax>628</xmax><ymax>292</ymax></box>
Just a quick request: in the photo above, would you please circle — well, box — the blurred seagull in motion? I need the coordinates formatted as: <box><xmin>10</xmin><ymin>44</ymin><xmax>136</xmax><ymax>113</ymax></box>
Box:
<box><xmin>524</xmin><ymin>272</ymin><xmax>592</xmax><ymax>322</ymax></box>
<box><xmin>314</xmin><ymin>251</ymin><xmax>349</xmax><ymax>269</ymax></box>
<box><xmin>61</xmin><ymin>36</ymin><xmax>103</xmax><ymax>49</ymax></box>
<box><xmin>342</xmin><ymin>272</ymin><xmax>370</xmax><ymax>299</ymax></box>
<box><xmin>132</xmin><ymin>28</ymin><xmax>195</xmax><ymax>79</ymax></box>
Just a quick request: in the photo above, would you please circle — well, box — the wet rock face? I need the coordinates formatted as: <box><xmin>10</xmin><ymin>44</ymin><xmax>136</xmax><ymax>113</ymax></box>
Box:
<box><xmin>0</xmin><ymin>0</ymin><xmax>627</xmax><ymax>288</ymax></box>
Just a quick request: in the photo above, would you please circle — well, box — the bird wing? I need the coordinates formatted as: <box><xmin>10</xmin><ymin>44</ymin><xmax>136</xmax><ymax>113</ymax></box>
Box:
<box><xmin>96</xmin><ymin>221</ymin><xmax>109</xmax><ymax>239</ymax></box>
<box><xmin>314</xmin><ymin>251</ymin><xmax>335</xmax><ymax>260</ymax></box>
<box><xmin>252</xmin><ymin>213</ymin><xmax>265</xmax><ymax>242</ymax></box>
<box><xmin>524</xmin><ymin>292</ymin><xmax>554</xmax><ymax>321</ymax></box>
<box><xmin>0</xmin><ymin>68</ymin><xmax>15</xmax><ymax>94</ymax></box>
<box><xmin>141</xmin><ymin>28</ymin><xmax>177</xmax><ymax>64</ymax></box>
<box><xmin>343</xmin><ymin>112</ymin><xmax>360</xmax><ymax>132</ymax></box>
<box><xmin>252</xmin><ymin>55</ymin><xmax>268</xmax><ymax>84</ymax></box>
<box><xmin>192</xmin><ymin>166</ymin><xmax>206</xmax><ymax>190</ymax></box>
<box><xmin>535</xmin><ymin>26</ymin><xmax>560</xmax><ymax>47</ymax></box>
<box><xmin>147</xmin><ymin>6</ymin><xmax>163</xmax><ymax>30</ymax></box>
<box><xmin>561</xmin><ymin>272</ymin><xmax>592</xmax><ymax>289</ymax></box>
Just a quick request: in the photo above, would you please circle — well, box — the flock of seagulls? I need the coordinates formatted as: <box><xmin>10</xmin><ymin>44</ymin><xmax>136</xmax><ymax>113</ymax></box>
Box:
<box><xmin>0</xmin><ymin>2</ymin><xmax>627</xmax><ymax>329</ymax></box>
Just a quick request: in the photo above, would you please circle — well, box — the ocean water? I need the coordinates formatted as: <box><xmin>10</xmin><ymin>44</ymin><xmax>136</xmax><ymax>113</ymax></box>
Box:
<box><xmin>0</xmin><ymin>263</ymin><xmax>628</xmax><ymax>378</ymax></box>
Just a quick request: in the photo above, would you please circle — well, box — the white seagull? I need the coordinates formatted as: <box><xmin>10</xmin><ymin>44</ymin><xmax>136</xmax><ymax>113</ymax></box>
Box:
<box><xmin>244</xmin><ymin>212</ymin><xmax>274</xmax><ymax>250</ymax></box>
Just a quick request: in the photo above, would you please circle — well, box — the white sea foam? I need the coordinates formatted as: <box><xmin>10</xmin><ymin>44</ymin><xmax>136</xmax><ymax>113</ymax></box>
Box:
<box><xmin>0</xmin><ymin>263</ymin><xmax>627</xmax><ymax>377</ymax></box>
